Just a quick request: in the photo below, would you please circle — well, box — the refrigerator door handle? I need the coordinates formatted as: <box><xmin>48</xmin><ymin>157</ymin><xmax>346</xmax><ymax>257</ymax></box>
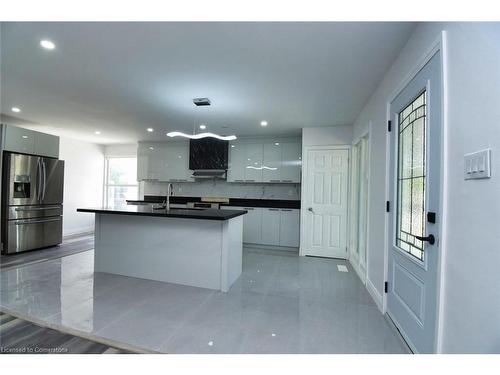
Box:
<box><xmin>15</xmin><ymin>217</ymin><xmax>61</xmax><ymax>225</ymax></box>
<box><xmin>41</xmin><ymin>159</ymin><xmax>47</xmax><ymax>201</ymax></box>
<box><xmin>36</xmin><ymin>157</ymin><xmax>41</xmax><ymax>201</ymax></box>
<box><xmin>15</xmin><ymin>205</ymin><xmax>61</xmax><ymax>211</ymax></box>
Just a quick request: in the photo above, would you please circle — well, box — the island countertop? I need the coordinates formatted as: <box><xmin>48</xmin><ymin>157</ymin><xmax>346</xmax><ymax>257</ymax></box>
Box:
<box><xmin>77</xmin><ymin>206</ymin><xmax>247</xmax><ymax>221</ymax></box>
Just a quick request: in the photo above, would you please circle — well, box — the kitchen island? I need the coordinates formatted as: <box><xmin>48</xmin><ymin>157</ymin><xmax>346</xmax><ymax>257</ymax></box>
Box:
<box><xmin>77</xmin><ymin>206</ymin><xmax>246</xmax><ymax>292</ymax></box>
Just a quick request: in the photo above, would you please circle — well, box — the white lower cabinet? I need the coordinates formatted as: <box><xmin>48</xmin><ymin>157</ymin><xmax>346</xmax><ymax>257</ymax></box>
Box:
<box><xmin>241</xmin><ymin>207</ymin><xmax>262</xmax><ymax>244</ymax></box>
<box><xmin>279</xmin><ymin>209</ymin><xmax>300</xmax><ymax>247</ymax></box>
<box><xmin>261</xmin><ymin>208</ymin><xmax>281</xmax><ymax>245</ymax></box>
<box><xmin>222</xmin><ymin>206</ymin><xmax>300</xmax><ymax>248</ymax></box>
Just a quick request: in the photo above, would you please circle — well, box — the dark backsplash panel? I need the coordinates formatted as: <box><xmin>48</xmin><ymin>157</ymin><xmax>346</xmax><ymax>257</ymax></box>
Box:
<box><xmin>127</xmin><ymin>196</ymin><xmax>301</xmax><ymax>209</ymax></box>
<box><xmin>189</xmin><ymin>139</ymin><xmax>228</xmax><ymax>170</ymax></box>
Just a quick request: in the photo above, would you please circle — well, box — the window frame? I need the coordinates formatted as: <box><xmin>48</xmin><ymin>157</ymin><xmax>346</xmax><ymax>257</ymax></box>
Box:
<box><xmin>104</xmin><ymin>155</ymin><xmax>138</xmax><ymax>207</ymax></box>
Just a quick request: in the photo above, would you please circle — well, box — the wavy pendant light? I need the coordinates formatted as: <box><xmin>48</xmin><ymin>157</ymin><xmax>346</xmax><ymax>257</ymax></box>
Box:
<box><xmin>166</xmin><ymin>131</ymin><xmax>237</xmax><ymax>141</ymax></box>
<box><xmin>167</xmin><ymin>98</ymin><xmax>237</xmax><ymax>141</ymax></box>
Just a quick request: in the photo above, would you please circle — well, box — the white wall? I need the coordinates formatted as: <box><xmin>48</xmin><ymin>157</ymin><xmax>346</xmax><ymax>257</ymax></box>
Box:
<box><xmin>104</xmin><ymin>143</ymin><xmax>136</xmax><ymax>157</ymax></box>
<box><xmin>353</xmin><ymin>23</ymin><xmax>500</xmax><ymax>353</ymax></box>
<box><xmin>59</xmin><ymin>137</ymin><xmax>104</xmax><ymax>236</ymax></box>
<box><xmin>302</xmin><ymin>125</ymin><xmax>352</xmax><ymax>146</ymax></box>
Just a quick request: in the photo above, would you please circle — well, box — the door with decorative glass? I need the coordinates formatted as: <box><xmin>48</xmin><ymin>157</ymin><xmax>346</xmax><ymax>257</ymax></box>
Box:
<box><xmin>387</xmin><ymin>51</ymin><xmax>442</xmax><ymax>353</ymax></box>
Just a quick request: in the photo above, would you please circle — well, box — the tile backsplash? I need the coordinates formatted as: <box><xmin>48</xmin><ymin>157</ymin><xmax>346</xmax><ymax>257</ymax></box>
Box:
<box><xmin>143</xmin><ymin>180</ymin><xmax>301</xmax><ymax>200</ymax></box>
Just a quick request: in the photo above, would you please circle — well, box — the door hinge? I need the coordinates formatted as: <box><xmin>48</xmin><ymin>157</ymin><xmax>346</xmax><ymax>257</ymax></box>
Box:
<box><xmin>388</xmin><ymin>120</ymin><xmax>392</xmax><ymax>132</ymax></box>
<box><xmin>384</xmin><ymin>281</ymin><xmax>388</xmax><ymax>294</ymax></box>
<box><xmin>386</xmin><ymin>201</ymin><xmax>390</xmax><ymax>212</ymax></box>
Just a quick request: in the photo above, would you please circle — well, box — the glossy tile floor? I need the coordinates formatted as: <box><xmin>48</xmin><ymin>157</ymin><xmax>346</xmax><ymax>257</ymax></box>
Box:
<box><xmin>0</xmin><ymin>247</ymin><xmax>409</xmax><ymax>353</ymax></box>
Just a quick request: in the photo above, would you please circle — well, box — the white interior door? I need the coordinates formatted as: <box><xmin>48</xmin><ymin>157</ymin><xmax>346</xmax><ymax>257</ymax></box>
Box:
<box><xmin>302</xmin><ymin>147</ymin><xmax>349</xmax><ymax>258</ymax></box>
<box><xmin>387</xmin><ymin>51</ymin><xmax>442</xmax><ymax>353</ymax></box>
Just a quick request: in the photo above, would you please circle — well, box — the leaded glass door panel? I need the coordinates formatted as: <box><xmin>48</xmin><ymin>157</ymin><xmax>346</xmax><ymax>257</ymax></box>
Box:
<box><xmin>387</xmin><ymin>51</ymin><xmax>442</xmax><ymax>353</ymax></box>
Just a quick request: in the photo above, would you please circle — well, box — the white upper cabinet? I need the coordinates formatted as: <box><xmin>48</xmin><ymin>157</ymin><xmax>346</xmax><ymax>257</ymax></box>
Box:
<box><xmin>164</xmin><ymin>143</ymin><xmax>193</xmax><ymax>182</ymax></box>
<box><xmin>243</xmin><ymin>143</ymin><xmax>263</xmax><ymax>182</ymax></box>
<box><xmin>280</xmin><ymin>142</ymin><xmax>302</xmax><ymax>183</ymax></box>
<box><xmin>3</xmin><ymin>125</ymin><xmax>59</xmax><ymax>158</ymax></box>
<box><xmin>262</xmin><ymin>143</ymin><xmax>282</xmax><ymax>183</ymax></box>
<box><xmin>137</xmin><ymin>141</ymin><xmax>193</xmax><ymax>182</ymax></box>
<box><xmin>229</xmin><ymin>138</ymin><xmax>301</xmax><ymax>183</ymax></box>
<box><xmin>34</xmin><ymin>132</ymin><xmax>60</xmax><ymax>158</ymax></box>
<box><xmin>227</xmin><ymin>143</ymin><xmax>246</xmax><ymax>182</ymax></box>
<box><xmin>137</xmin><ymin>142</ymin><xmax>166</xmax><ymax>181</ymax></box>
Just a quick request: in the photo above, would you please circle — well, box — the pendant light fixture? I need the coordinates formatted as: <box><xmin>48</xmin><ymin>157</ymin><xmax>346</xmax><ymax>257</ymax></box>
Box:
<box><xmin>166</xmin><ymin>131</ymin><xmax>237</xmax><ymax>141</ymax></box>
<box><xmin>166</xmin><ymin>98</ymin><xmax>237</xmax><ymax>141</ymax></box>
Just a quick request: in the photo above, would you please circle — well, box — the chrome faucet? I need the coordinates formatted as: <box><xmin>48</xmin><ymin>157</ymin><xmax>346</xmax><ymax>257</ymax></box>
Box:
<box><xmin>166</xmin><ymin>183</ymin><xmax>174</xmax><ymax>211</ymax></box>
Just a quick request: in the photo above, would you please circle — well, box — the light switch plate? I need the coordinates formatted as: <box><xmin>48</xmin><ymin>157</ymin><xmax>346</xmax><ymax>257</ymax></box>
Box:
<box><xmin>464</xmin><ymin>149</ymin><xmax>491</xmax><ymax>180</ymax></box>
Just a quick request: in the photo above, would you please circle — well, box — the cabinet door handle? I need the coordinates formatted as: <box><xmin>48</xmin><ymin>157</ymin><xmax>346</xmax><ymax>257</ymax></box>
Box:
<box><xmin>244</xmin><ymin>207</ymin><xmax>254</xmax><ymax>210</ymax></box>
<box><xmin>270</xmin><ymin>180</ymin><xmax>281</xmax><ymax>182</ymax></box>
<box><xmin>245</xmin><ymin>180</ymin><xmax>256</xmax><ymax>182</ymax></box>
<box><xmin>234</xmin><ymin>179</ymin><xmax>245</xmax><ymax>182</ymax></box>
<box><xmin>281</xmin><ymin>209</ymin><xmax>293</xmax><ymax>211</ymax></box>
<box><xmin>268</xmin><ymin>208</ymin><xmax>280</xmax><ymax>211</ymax></box>
<box><xmin>281</xmin><ymin>180</ymin><xmax>293</xmax><ymax>183</ymax></box>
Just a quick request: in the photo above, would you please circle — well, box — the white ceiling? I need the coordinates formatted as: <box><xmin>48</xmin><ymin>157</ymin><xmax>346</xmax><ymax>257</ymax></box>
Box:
<box><xmin>0</xmin><ymin>22</ymin><xmax>415</xmax><ymax>144</ymax></box>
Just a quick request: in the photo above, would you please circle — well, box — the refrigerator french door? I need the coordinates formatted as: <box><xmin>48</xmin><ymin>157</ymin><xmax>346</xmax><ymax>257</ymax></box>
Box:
<box><xmin>2</xmin><ymin>152</ymin><xmax>65</xmax><ymax>254</ymax></box>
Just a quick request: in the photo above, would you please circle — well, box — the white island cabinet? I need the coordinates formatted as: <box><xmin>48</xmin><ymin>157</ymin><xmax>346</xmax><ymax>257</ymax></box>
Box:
<box><xmin>79</xmin><ymin>206</ymin><xmax>246</xmax><ymax>292</ymax></box>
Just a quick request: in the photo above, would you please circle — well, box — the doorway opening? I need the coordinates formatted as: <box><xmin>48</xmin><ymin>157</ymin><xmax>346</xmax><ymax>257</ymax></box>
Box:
<box><xmin>350</xmin><ymin>133</ymin><xmax>370</xmax><ymax>282</ymax></box>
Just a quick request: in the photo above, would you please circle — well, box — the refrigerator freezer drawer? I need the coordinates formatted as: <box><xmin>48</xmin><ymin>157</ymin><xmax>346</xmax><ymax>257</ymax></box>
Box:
<box><xmin>8</xmin><ymin>205</ymin><xmax>63</xmax><ymax>220</ymax></box>
<box><xmin>5</xmin><ymin>216</ymin><xmax>62</xmax><ymax>254</ymax></box>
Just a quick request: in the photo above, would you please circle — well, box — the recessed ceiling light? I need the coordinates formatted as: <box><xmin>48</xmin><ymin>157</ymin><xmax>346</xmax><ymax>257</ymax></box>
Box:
<box><xmin>149</xmin><ymin>147</ymin><xmax>154</xmax><ymax>150</ymax></box>
<box><xmin>260</xmin><ymin>121</ymin><xmax>268</xmax><ymax>127</ymax></box>
<box><xmin>94</xmin><ymin>131</ymin><xmax>101</xmax><ymax>135</ymax></box>
<box><xmin>147</xmin><ymin>128</ymin><xmax>154</xmax><ymax>133</ymax></box>
<box><xmin>199</xmin><ymin>124</ymin><xmax>206</xmax><ymax>130</ymax></box>
<box><xmin>274</xmin><ymin>142</ymin><xmax>280</xmax><ymax>146</ymax></box>
<box><xmin>231</xmin><ymin>145</ymin><xmax>235</xmax><ymax>148</ymax></box>
<box><xmin>40</xmin><ymin>40</ymin><xmax>56</xmax><ymax>50</ymax></box>
<box><xmin>11</xmin><ymin>107</ymin><xmax>21</xmax><ymax>113</ymax></box>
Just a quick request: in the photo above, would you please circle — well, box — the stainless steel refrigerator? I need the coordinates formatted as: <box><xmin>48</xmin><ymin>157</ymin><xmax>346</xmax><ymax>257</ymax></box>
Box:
<box><xmin>1</xmin><ymin>152</ymin><xmax>64</xmax><ymax>254</ymax></box>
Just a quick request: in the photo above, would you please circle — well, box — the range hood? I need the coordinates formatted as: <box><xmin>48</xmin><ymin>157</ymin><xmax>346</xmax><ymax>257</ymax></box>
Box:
<box><xmin>189</xmin><ymin>139</ymin><xmax>229</xmax><ymax>179</ymax></box>
<box><xmin>191</xmin><ymin>170</ymin><xmax>227</xmax><ymax>179</ymax></box>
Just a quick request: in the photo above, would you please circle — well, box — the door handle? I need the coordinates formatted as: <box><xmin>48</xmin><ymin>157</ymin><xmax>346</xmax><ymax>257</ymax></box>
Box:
<box><xmin>36</xmin><ymin>157</ymin><xmax>42</xmax><ymax>201</ymax></box>
<box><xmin>415</xmin><ymin>234</ymin><xmax>435</xmax><ymax>245</ymax></box>
<box><xmin>15</xmin><ymin>217</ymin><xmax>61</xmax><ymax>225</ymax></box>
<box><xmin>41</xmin><ymin>159</ymin><xmax>47</xmax><ymax>201</ymax></box>
<box><xmin>15</xmin><ymin>206</ymin><xmax>61</xmax><ymax>211</ymax></box>
<box><xmin>308</xmin><ymin>207</ymin><xmax>314</xmax><ymax>213</ymax></box>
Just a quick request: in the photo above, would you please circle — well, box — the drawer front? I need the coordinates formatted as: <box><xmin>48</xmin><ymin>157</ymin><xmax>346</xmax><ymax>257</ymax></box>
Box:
<box><xmin>8</xmin><ymin>205</ymin><xmax>63</xmax><ymax>220</ymax></box>
<box><xmin>6</xmin><ymin>216</ymin><xmax>62</xmax><ymax>254</ymax></box>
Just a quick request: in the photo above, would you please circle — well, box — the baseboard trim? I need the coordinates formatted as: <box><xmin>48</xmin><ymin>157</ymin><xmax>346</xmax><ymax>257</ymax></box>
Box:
<box><xmin>243</xmin><ymin>243</ymin><xmax>298</xmax><ymax>253</ymax></box>
<box><xmin>63</xmin><ymin>230</ymin><xmax>94</xmax><ymax>240</ymax></box>
<box><xmin>348</xmin><ymin>257</ymin><xmax>366</xmax><ymax>284</ymax></box>
<box><xmin>366</xmin><ymin>277</ymin><xmax>384</xmax><ymax>312</ymax></box>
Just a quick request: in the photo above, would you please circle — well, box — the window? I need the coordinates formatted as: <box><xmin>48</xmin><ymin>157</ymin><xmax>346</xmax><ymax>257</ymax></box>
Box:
<box><xmin>396</xmin><ymin>91</ymin><xmax>426</xmax><ymax>261</ymax></box>
<box><xmin>104</xmin><ymin>157</ymin><xmax>138</xmax><ymax>207</ymax></box>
